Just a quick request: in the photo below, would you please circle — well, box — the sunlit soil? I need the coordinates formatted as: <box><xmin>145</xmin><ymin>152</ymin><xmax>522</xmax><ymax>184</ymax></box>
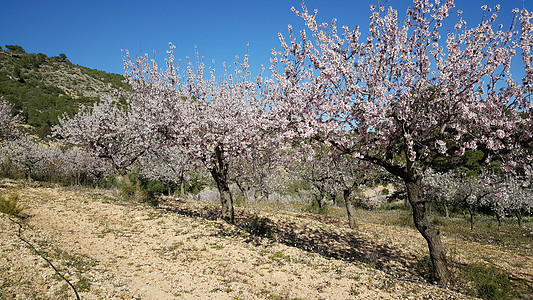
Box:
<box><xmin>1</xmin><ymin>179</ymin><xmax>531</xmax><ymax>299</ymax></box>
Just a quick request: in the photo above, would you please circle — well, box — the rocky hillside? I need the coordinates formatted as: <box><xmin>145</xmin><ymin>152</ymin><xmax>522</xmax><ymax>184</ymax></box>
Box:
<box><xmin>0</xmin><ymin>45</ymin><xmax>130</xmax><ymax>137</ymax></box>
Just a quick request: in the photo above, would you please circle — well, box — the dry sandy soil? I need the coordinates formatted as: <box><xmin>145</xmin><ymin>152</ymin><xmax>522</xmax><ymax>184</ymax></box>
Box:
<box><xmin>0</xmin><ymin>179</ymin><xmax>531</xmax><ymax>299</ymax></box>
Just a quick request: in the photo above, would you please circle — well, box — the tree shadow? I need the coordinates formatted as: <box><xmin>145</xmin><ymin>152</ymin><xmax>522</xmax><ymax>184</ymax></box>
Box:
<box><xmin>158</xmin><ymin>198</ymin><xmax>417</xmax><ymax>277</ymax></box>
<box><xmin>158</xmin><ymin>198</ymin><xmax>220</xmax><ymax>221</ymax></box>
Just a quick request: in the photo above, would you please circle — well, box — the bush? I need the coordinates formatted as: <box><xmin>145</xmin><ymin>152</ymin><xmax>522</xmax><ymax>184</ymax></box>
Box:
<box><xmin>0</xmin><ymin>192</ymin><xmax>22</xmax><ymax>216</ymax></box>
<box><xmin>305</xmin><ymin>198</ymin><xmax>329</xmax><ymax>215</ymax></box>
<box><xmin>461</xmin><ymin>263</ymin><xmax>515</xmax><ymax>300</ymax></box>
<box><xmin>120</xmin><ymin>181</ymin><xmax>138</xmax><ymax>198</ymax></box>
<box><xmin>5</xmin><ymin>45</ymin><xmax>25</xmax><ymax>53</ymax></box>
<box><xmin>120</xmin><ymin>180</ymin><xmax>158</xmax><ymax>207</ymax></box>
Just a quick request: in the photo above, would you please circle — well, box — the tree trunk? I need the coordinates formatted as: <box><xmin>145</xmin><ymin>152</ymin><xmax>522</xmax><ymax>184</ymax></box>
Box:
<box><xmin>210</xmin><ymin>145</ymin><xmax>234</xmax><ymax>224</ymax></box>
<box><xmin>316</xmin><ymin>195</ymin><xmax>323</xmax><ymax>209</ymax></box>
<box><xmin>235</xmin><ymin>180</ymin><xmax>248</xmax><ymax>203</ymax></box>
<box><xmin>343</xmin><ymin>189</ymin><xmax>357</xmax><ymax>229</ymax></box>
<box><xmin>467</xmin><ymin>207</ymin><xmax>474</xmax><ymax>231</ymax></box>
<box><xmin>516</xmin><ymin>211</ymin><xmax>522</xmax><ymax>227</ymax></box>
<box><xmin>495</xmin><ymin>214</ymin><xmax>502</xmax><ymax>230</ymax></box>
<box><xmin>254</xmin><ymin>189</ymin><xmax>262</xmax><ymax>201</ymax></box>
<box><xmin>406</xmin><ymin>180</ymin><xmax>451</xmax><ymax>286</ymax></box>
<box><xmin>331</xmin><ymin>193</ymin><xmax>337</xmax><ymax>206</ymax></box>
<box><xmin>444</xmin><ymin>202</ymin><xmax>449</xmax><ymax>218</ymax></box>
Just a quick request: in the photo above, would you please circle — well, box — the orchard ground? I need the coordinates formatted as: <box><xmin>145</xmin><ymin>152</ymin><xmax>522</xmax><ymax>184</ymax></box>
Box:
<box><xmin>0</xmin><ymin>179</ymin><xmax>531</xmax><ymax>299</ymax></box>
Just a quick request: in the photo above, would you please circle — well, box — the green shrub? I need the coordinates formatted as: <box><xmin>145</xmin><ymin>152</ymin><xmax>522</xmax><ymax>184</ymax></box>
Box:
<box><xmin>461</xmin><ymin>263</ymin><xmax>515</xmax><ymax>300</ymax></box>
<box><xmin>0</xmin><ymin>192</ymin><xmax>22</xmax><ymax>216</ymax></box>
<box><xmin>305</xmin><ymin>198</ymin><xmax>329</xmax><ymax>215</ymax></box>
<box><xmin>120</xmin><ymin>181</ymin><xmax>158</xmax><ymax>206</ymax></box>
<box><xmin>120</xmin><ymin>181</ymin><xmax>138</xmax><ymax>198</ymax></box>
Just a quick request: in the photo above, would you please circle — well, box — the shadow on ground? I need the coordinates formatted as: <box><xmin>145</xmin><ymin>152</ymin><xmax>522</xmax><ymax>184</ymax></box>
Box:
<box><xmin>158</xmin><ymin>198</ymin><xmax>416</xmax><ymax>277</ymax></box>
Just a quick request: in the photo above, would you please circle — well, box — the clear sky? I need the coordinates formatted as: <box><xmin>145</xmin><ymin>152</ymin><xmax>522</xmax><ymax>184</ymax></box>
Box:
<box><xmin>1</xmin><ymin>0</ymin><xmax>531</xmax><ymax>77</ymax></box>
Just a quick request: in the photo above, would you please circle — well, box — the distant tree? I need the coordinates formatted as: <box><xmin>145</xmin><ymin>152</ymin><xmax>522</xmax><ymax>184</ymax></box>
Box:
<box><xmin>5</xmin><ymin>45</ymin><xmax>25</xmax><ymax>53</ymax></box>
<box><xmin>53</xmin><ymin>97</ymin><xmax>144</xmax><ymax>175</ymax></box>
<box><xmin>57</xmin><ymin>53</ymin><xmax>68</xmax><ymax>62</ymax></box>
<box><xmin>0</xmin><ymin>135</ymin><xmax>61</xmax><ymax>180</ymax></box>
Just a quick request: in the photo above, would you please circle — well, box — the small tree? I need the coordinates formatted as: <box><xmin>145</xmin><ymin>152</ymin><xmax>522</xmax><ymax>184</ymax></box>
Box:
<box><xmin>53</xmin><ymin>97</ymin><xmax>144</xmax><ymax>176</ymax></box>
<box><xmin>56</xmin><ymin>53</ymin><xmax>68</xmax><ymax>62</ymax></box>
<box><xmin>5</xmin><ymin>45</ymin><xmax>25</xmax><ymax>53</ymax></box>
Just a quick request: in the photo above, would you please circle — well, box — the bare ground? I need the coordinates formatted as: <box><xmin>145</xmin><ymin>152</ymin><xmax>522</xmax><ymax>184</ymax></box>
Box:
<box><xmin>1</xmin><ymin>179</ymin><xmax>531</xmax><ymax>299</ymax></box>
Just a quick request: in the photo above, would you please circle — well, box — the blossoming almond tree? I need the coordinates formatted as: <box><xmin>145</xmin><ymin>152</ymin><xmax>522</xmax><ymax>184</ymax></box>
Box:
<box><xmin>53</xmin><ymin>96</ymin><xmax>143</xmax><ymax>176</ymax></box>
<box><xmin>271</xmin><ymin>0</ymin><xmax>532</xmax><ymax>284</ymax></box>
<box><xmin>139</xmin><ymin>146</ymin><xmax>192</xmax><ymax>198</ymax></box>
<box><xmin>229</xmin><ymin>143</ymin><xmax>287</xmax><ymax>202</ymax></box>
<box><xmin>123</xmin><ymin>45</ymin><xmax>275</xmax><ymax>223</ymax></box>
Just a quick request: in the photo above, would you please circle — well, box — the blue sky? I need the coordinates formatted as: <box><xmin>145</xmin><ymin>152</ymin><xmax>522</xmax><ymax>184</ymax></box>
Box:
<box><xmin>1</xmin><ymin>0</ymin><xmax>531</xmax><ymax>77</ymax></box>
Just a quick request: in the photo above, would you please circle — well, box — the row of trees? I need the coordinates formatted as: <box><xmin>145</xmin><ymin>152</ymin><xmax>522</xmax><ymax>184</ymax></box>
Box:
<box><xmin>423</xmin><ymin>168</ymin><xmax>532</xmax><ymax>229</ymax></box>
<box><xmin>1</xmin><ymin>0</ymin><xmax>531</xmax><ymax>287</ymax></box>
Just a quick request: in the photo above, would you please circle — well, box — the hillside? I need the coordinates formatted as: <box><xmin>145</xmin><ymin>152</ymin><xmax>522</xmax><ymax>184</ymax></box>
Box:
<box><xmin>0</xmin><ymin>46</ymin><xmax>130</xmax><ymax>137</ymax></box>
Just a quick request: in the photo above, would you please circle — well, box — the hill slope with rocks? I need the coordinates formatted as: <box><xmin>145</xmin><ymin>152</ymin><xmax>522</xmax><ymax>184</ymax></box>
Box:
<box><xmin>0</xmin><ymin>46</ymin><xmax>130</xmax><ymax>136</ymax></box>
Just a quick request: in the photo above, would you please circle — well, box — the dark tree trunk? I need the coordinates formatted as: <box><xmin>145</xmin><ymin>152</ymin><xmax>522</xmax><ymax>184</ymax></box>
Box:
<box><xmin>235</xmin><ymin>180</ymin><xmax>248</xmax><ymax>203</ymax></box>
<box><xmin>495</xmin><ymin>214</ymin><xmax>502</xmax><ymax>230</ymax></box>
<box><xmin>331</xmin><ymin>193</ymin><xmax>337</xmax><ymax>206</ymax></box>
<box><xmin>405</xmin><ymin>179</ymin><xmax>451</xmax><ymax>285</ymax></box>
<box><xmin>516</xmin><ymin>211</ymin><xmax>522</xmax><ymax>227</ymax></box>
<box><xmin>467</xmin><ymin>206</ymin><xmax>475</xmax><ymax>231</ymax></box>
<box><xmin>316</xmin><ymin>195</ymin><xmax>323</xmax><ymax>209</ymax></box>
<box><xmin>179</xmin><ymin>173</ymin><xmax>185</xmax><ymax>198</ymax></box>
<box><xmin>254</xmin><ymin>189</ymin><xmax>263</xmax><ymax>201</ymax></box>
<box><xmin>343</xmin><ymin>189</ymin><xmax>357</xmax><ymax>229</ymax></box>
<box><xmin>210</xmin><ymin>145</ymin><xmax>234</xmax><ymax>223</ymax></box>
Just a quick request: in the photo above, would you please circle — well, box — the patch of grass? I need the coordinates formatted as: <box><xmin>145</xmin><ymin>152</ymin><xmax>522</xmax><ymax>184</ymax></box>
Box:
<box><xmin>211</xmin><ymin>244</ymin><xmax>223</xmax><ymax>250</ymax></box>
<box><xmin>378</xmin><ymin>200</ymin><xmax>405</xmax><ymax>211</ymax></box>
<box><xmin>435</xmin><ymin>214</ymin><xmax>532</xmax><ymax>250</ymax></box>
<box><xmin>270</xmin><ymin>251</ymin><xmax>289</xmax><ymax>261</ymax></box>
<box><xmin>390</xmin><ymin>211</ymin><xmax>414</xmax><ymax>228</ymax></box>
<box><xmin>458</xmin><ymin>263</ymin><xmax>515</xmax><ymax>300</ymax></box>
<box><xmin>0</xmin><ymin>192</ymin><xmax>22</xmax><ymax>216</ymax></box>
<box><xmin>74</xmin><ymin>276</ymin><xmax>91</xmax><ymax>292</ymax></box>
<box><xmin>259</xmin><ymin>289</ymin><xmax>284</xmax><ymax>299</ymax></box>
<box><xmin>57</xmin><ymin>251</ymin><xmax>99</xmax><ymax>273</ymax></box>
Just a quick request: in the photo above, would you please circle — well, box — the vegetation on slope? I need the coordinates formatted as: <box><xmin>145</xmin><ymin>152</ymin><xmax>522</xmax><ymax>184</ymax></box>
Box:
<box><xmin>0</xmin><ymin>45</ymin><xmax>130</xmax><ymax>137</ymax></box>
